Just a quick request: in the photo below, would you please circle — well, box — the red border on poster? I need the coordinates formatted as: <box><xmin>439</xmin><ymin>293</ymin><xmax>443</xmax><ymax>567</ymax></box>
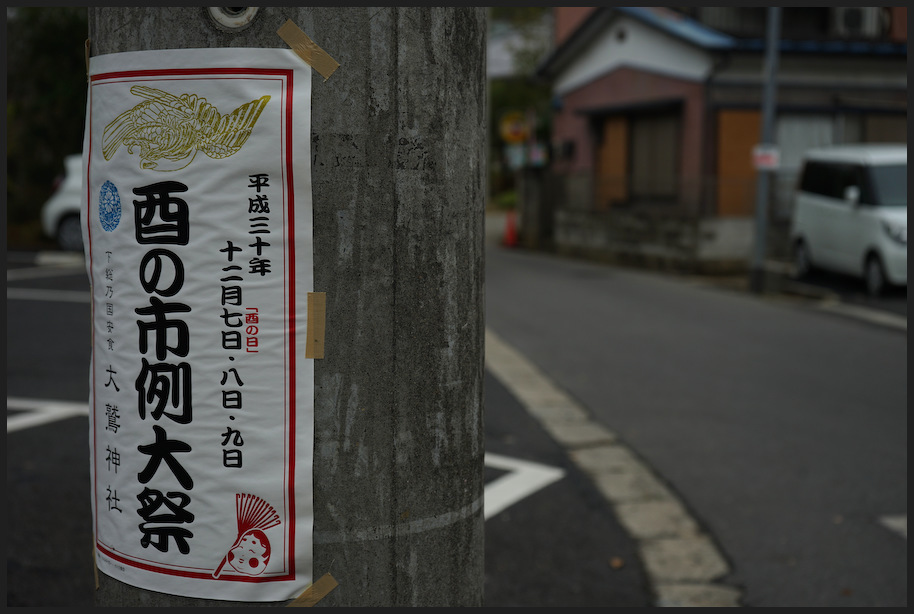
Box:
<box><xmin>87</xmin><ymin>67</ymin><xmax>298</xmax><ymax>583</ymax></box>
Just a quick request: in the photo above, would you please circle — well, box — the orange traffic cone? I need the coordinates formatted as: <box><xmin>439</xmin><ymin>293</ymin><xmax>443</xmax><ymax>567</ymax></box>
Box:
<box><xmin>502</xmin><ymin>209</ymin><xmax>518</xmax><ymax>247</ymax></box>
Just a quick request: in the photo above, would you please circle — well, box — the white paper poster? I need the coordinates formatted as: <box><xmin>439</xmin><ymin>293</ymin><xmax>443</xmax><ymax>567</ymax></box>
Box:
<box><xmin>82</xmin><ymin>48</ymin><xmax>313</xmax><ymax>602</ymax></box>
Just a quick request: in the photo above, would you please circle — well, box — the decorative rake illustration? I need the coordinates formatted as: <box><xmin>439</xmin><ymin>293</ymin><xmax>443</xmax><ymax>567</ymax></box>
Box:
<box><xmin>102</xmin><ymin>85</ymin><xmax>271</xmax><ymax>171</ymax></box>
<box><xmin>212</xmin><ymin>493</ymin><xmax>281</xmax><ymax>579</ymax></box>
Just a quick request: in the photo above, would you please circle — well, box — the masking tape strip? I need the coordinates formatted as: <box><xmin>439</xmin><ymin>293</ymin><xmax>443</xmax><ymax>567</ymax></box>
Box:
<box><xmin>85</xmin><ymin>39</ymin><xmax>91</xmax><ymax>81</ymax></box>
<box><xmin>305</xmin><ymin>292</ymin><xmax>326</xmax><ymax>359</ymax></box>
<box><xmin>278</xmin><ymin>20</ymin><xmax>340</xmax><ymax>80</ymax></box>
<box><xmin>93</xmin><ymin>546</ymin><xmax>99</xmax><ymax>589</ymax></box>
<box><xmin>287</xmin><ymin>573</ymin><xmax>339</xmax><ymax>607</ymax></box>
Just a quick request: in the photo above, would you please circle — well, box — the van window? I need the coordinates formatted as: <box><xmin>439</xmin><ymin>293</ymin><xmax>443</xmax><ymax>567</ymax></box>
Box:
<box><xmin>799</xmin><ymin>161</ymin><xmax>872</xmax><ymax>204</ymax></box>
<box><xmin>868</xmin><ymin>164</ymin><xmax>907</xmax><ymax>207</ymax></box>
<box><xmin>799</xmin><ymin>161</ymin><xmax>831</xmax><ymax>197</ymax></box>
<box><xmin>831</xmin><ymin>164</ymin><xmax>863</xmax><ymax>203</ymax></box>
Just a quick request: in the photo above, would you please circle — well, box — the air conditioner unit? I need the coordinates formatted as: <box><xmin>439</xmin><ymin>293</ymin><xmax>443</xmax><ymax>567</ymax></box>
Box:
<box><xmin>832</xmin><ymin>7</ymin><xmax>886</xmax><ymax>39</ymax></box>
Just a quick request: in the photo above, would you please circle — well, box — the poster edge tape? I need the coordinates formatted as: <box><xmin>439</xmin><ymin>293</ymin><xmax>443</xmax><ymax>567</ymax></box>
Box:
<box><xmin>286</xmin><ymin>572</ymin><xmax>338</xmax><ymax>607</ymax></box>
<box><xmin>306</xmin><ymin>292</ymin><xmax>326</xmax><ymax>359</ymax></box>
<box><xmin>277</xmin><ymin>19</ymin><xmax>340</xmax><ymax>81</ymax></box>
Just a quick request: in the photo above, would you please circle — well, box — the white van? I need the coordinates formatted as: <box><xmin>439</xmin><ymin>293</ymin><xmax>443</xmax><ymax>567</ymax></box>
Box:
<box><xmin>789</xmin><ymin>144</ymin><xmax>906</xmax><ymax>296</ymax></box>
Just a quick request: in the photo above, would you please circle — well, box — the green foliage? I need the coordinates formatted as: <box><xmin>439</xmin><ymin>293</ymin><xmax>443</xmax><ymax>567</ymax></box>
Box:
<box><xmin>489</xmin><ymin>6</ymin><xmax>552</xmax><ymax>76</ymax></box>
<box><xmin>7</xmin><ymin>7</ymin><xmax>88</xmax><ymax>226</ymax></box>
<box><xmin>491</xmin><ymin>189</ymin><xmax>518</xmax><ymax>211</ymax></box>
<box><xmin>490</xmin><ymin>7</ymin><xmax>546</xmax><ymax>28</ymax></box>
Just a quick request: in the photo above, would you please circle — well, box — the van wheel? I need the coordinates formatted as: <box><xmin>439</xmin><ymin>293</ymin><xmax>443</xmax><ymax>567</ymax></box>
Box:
<box><xmin>864</xmin><ymin>254</ymin><xmax>886</xmax><ymax>297</ymax></box>
<box><xmin>56</xmin><ymin>215</ymin><xmax>83</xmax><ymax>252</ymax></box>
<box><xmin>792</xmin><ymin>240</ymin><xmax>813</xmax><ymax>279</ymax></box>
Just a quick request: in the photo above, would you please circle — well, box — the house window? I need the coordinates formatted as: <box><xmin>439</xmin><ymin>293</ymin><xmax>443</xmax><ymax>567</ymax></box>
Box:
<box><xmin>629</xmin><ymin>112</ymin><xmax>680</xmax><ymax>202</ymax></box>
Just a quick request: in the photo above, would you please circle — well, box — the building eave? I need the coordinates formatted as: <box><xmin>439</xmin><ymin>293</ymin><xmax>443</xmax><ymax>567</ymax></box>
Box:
<box><xmin>536</xmin><ymin>7</ymin><xmax>907</xmax><ymax>84</ymax></box>
<box><xmin>535</xmin><ymin>7</ymin><xmax>736</xmax><ymax>82</ymax></box>
<box><xmin>575</xmin><ymin>97</ymin><xmax>684</xmax><ymax>119</ymax></box>
<box><xmin>534</xmin><ymin>7</ymin><xmax>614</xmax><ymax>82</ymax></box>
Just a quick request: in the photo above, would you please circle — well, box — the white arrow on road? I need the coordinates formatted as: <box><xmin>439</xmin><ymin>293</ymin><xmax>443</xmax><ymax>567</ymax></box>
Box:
<box><xmin>8</xmin><ymin>397</ymin><xmax>566</xmax><ymax>520</ymax></box>
<box><xmin>879</xmin><ymin>515</ymin><xmax>907</xmax><ymax>539</ymax></box>
<box><xmin>484</xmin><ymin>452</ymin><xmax>565</xmax><ymax>519</ymax></box>
<box><xmin>6</xmin><ymin>397</ymin><xmax>89</xmax><ymax>433</ymax></box>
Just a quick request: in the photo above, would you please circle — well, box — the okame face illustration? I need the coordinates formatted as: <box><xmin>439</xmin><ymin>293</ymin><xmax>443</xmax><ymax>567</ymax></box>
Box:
<box><xmin>227</xmin><ymin>529</ymin><xmax>271</xmax><ymax>575</ymax></box>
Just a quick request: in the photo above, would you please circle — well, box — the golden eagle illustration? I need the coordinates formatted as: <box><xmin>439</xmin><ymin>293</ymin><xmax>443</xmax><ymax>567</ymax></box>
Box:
<box><xmin>102</xmin><ymin>85</ymin><xmax>271</xmax><ymax>171</ymax></box>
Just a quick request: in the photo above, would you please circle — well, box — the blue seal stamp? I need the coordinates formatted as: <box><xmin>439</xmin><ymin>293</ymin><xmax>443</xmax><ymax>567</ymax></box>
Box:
<box><xmin>99</xmin><ymin>180</ymin><xmax>121</xmax><ymax>232</ymax></box>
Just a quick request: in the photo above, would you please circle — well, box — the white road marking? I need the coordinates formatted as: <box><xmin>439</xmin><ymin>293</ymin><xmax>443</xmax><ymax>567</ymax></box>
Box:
<box><xmin>6</xmin><ymin>264</ymin><xmax>85</xmax><ymax>282</ymax></box>
<box><xmin>35</xmin><ymin>252</ymin><xmax>85</xmax><ymax>267</ymax></box>
<box><xmin>7</xmin><ymin>397</ymin><xmax>89</xmax><ymax>433</ymax></box>
<box><xmin>484</xmin><ymin>453</ymin><xmax>565</xmax><ymax>520</ymax></box>
<box><xmin>6</xmin><ymin>288</ymin><xmax>91</xmax><ymax>303</ymax></box>
<box><xmin>817</xmin><ymin>300</ymin><xmax>907</xmax><ymax>331</ymax></box>
<box><xmin>8</xmin><ymin>395</ymin><xmax>562</xmax><ymax>529</ymax></box>
<box><xmin>7</xmin><ymin>396</ymin><xmax>562</xmax><ymax>514</ymax></box>
<box><xmin>879</xmin><ymin>515</ymin><xmax>907</xmax><ymax>539</ymax></box>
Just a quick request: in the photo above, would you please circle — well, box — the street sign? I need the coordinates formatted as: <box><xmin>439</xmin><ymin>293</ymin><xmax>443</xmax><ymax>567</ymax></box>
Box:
<box><xmin>504</xmin><ymin>144</ymin><xmax>525</xmax><ymax>171</ymax></box>
<box><xmin>752</xmin><ymin>144</ymin><xmax>780</xmax><ymax>170</ymax></box>
<box><xmin>499</xmin><ymin>111</ymin><xmax>529</xmax><ymax>144</ymax></box>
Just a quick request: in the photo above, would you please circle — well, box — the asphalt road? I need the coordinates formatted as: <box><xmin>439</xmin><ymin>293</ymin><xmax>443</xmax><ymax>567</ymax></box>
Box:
<box><xmin>485</xmin><ymin>244</ymin><xmax>907</xmax><ymax>607</ymax></box>
<box><xmin>5</xmin><ymin>250</ymin><xmax>651</xmax><ymax>607</ymax></box>
<box><xmin>5</xmin><ymin>245</ymin><xmax>906</xmax><ymax>606</ymax></box>
<box><xmin>790</xmin><ymin>266</ymin><xmax>908</xmax><ymax>317</ymax></box>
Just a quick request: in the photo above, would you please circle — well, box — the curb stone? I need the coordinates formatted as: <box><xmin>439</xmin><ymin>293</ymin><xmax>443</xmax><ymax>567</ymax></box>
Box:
<box><xmin>485</xmin><ymin>328</ymin><xmax>741</xmax><ymax>607</ymax></box>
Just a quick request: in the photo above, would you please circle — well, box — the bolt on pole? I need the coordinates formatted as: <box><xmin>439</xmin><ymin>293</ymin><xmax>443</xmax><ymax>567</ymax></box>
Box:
<box><xmin>749</xmin><ymin>6</ymin><xmax>781</xmax><ymax>294</ymax></box>
<box><xmin>89</xmin><ymin>6</ymin><xmax>487</xmax><ymax>607</ymax></box>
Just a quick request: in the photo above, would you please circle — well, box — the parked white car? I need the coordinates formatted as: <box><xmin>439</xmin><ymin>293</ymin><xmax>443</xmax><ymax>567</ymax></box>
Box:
<box><xmin>40</xmin><ymin>154</ymin><xmax>84</xmax><ymax>251</ymax></box>
<box><xmin>789</xmin><ymin>144</ymin><xmax>906</xmax><ymax>296</ymax></box>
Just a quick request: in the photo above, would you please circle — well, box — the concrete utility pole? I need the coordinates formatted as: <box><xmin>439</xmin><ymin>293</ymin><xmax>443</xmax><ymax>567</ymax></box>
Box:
<box><xmin>89</xmin><ymin>7</ymin><xmax>487</xmax><ymax>607</ymax></box>
<box><xmin>749</xmin><ymin>6</ymin><xmax>781</xmax><ymax>294</ymax></box>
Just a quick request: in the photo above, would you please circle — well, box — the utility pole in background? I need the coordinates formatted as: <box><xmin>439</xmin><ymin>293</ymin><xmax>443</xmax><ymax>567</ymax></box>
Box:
<box><xmin>89</xmin><ymin>7</ymin><xmax>487</xmax><ymax>606</ymax></box>
<box><xmin>749</xmin><ymin>6</ymin><xmax>781</xmax><ymax>294</ymax></box>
